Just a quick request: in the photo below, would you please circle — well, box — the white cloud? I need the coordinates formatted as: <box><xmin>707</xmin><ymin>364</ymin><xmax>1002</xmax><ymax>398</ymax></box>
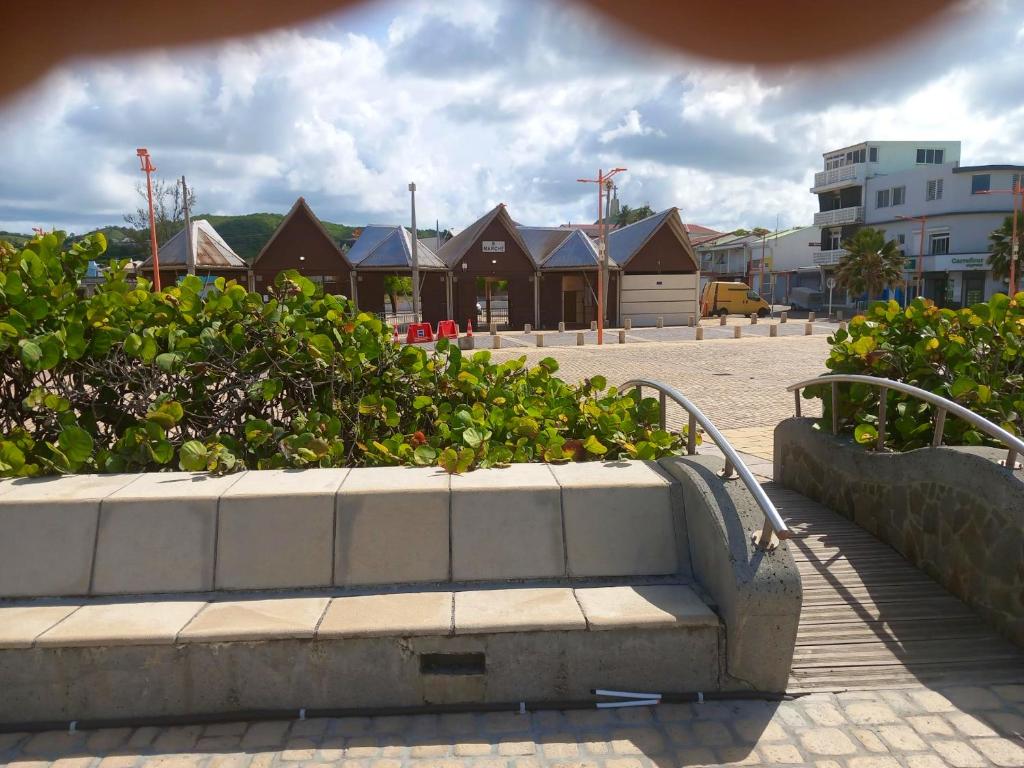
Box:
<box><xmin>0</xmin><ymin>0</ymin><xmax>1021</xmax><ymax>237</ymax></box>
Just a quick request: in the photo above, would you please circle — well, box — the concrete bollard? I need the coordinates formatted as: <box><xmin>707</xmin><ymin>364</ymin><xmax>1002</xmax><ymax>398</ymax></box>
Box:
<box><xmin>576</xmin><ymin>332</ymin><xmax>585</xmax><ymax>346</ymax></box>
<box><xmin>805</xmin><ymin>322</ymin><xmax>813</xmax><ymax>335</ymax></box>
<box><xmin>490</xmin><ymin>322</ymin><xmax>497</xmax><ymax>335</ymax></box>
<box><xmin>808</xmin><ymin>312</ymin><xmax>816</xmax><ymax>322</ymax></box>
<box><xmin>688</xmin><ymin>314</ymin><xmax>696</xmax><ymax>327</ymax></box>
<box><xmin>839</xmin><ymin>321</ymin><xmax>848</xmax><ymax>332</ymax></box>
<box><xmin>590</xmin><ymin>320</ymin><xmax>598</xmax><ymax>331</ymax></box>
<box><xmin>695</xmin><ymin>326</ymin><xmax>704</xmax><ymax>341</ymax></box>
<box><xmin>459</xmin><ymin>335</ymin><xmax>475</xmax><ymax>350</ymax></box>
<box><xmin>524</xmin><ymin>323</ymin><xmax>532</xmax><ymax>334</ymax></box>
<box><xmin>624</xmin><ymin>318</ymin><xmax>632</xmax><ymax>330</ymax></box>
<box><xmin>536</xmin><ymin>334</ymin><xmax>545</xmax><ymax>347</ymax></box>
<box><xmin>720</xmin><ymin>315</ymin><xmax>727</xmax><ymax>326</ymax></box>
<box><xmin>493</xmin><ymin>335</ymin><xmax>502</xmax><ymax>349</ymax></box>
<box><xmin>733</xmin><ymin>325</ymin><xmax>742</xmax><ymax>339</ymax></box>
<box><xmin>769</xmin><ymin>324</ymin><xmax>778</xmax><ymax>337</ymax></box>
<box><xmin>558</xmin><ymin>321</ymin><xmax>565</xmax><ymax>333</ymax></box>
<box><xmin>657</xmin><ymin>316</ymin><xmax>664</xmax><ymax>328</ymax></box>
<box><xmin>780</xmin><ymin>312</ymin><xmax>787</xmax><ymax>324</ymax></box>
<box><xmin>750</xmin><ymin>313</ymin><xmax>757</xmax><ymax>325</ymax></box>
<box><xmin>837</xmin><ymin>310</ymin><xmax>844</xmax><ymax>322</ymax></box>
<box><xmin>618</xmin><ymin>329</ymin><xmax>626</xmax><ymax>344</ymax></box>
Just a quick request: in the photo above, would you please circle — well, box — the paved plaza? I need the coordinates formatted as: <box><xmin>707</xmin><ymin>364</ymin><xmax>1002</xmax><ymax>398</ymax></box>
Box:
<box><xmin>4</xmin><ymin>330</ymin><xmax>1021</xmax><ymax>768</ymax></box>
<box><xmin>4</xmin><ymin>686</ymin><xmax>1024</xmax><ymax>768</ymax></box>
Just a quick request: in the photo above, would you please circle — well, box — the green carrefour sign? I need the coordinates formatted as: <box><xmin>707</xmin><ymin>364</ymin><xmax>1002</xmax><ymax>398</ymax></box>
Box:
<box><xmin>950</xmin><ymin>255</ymin><xmax>986</xmax><ymax>269</ymax></box>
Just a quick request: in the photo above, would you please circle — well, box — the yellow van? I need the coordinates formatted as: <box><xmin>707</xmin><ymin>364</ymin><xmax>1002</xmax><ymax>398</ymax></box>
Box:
<box><xmin>701</xmin><ymin>281</ymin><xmax>771</xmax><ymax>317</ymax></box>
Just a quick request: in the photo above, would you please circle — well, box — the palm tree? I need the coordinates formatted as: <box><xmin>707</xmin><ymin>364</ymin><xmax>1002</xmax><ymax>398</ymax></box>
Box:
<box><xmin>987</xmin><ymin>211</ymin><xmax>1022</xmax><ymax>281</ymax></box>
<box><xmin>835</xmin><ymin>227</ymin><xmax>905</xmax><ymax>302</ymax></box>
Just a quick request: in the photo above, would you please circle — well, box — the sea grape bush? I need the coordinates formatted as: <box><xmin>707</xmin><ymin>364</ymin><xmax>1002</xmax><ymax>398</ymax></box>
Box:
<box><xmin>0</xmin><ymin>232</ymin><xmax>689</xmax><ymax>477</ymax></box>
<box><xmin>806</xmin><ymin>295</ymin><xmax>1024</xmax><ymax>450</ymax></box>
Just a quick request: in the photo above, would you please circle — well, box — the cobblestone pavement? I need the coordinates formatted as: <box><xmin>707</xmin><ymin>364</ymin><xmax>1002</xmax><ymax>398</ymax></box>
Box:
<box><xmin>487</xmin><ymin>334</ymin><xmax>830</xmax><ymax>432</ymax></box>
<box><xmin>5</xmin><ymin>685</ymin><xmax>1024</xmax><ymax>768</ymax></box>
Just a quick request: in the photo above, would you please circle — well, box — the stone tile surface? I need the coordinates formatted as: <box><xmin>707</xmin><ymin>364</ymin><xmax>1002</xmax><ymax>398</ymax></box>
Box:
<box><xmin>178</xmin><ymin>597</ymin><xmax>330</xmax><ymax>642</ymax></box>
<box><xmin>454</xmin><ymin>587</ymin><xmax>585</xmax><ymax>634</ymax></box>
<box><xmin>0</xmin><ymin>604</ymin><xmax>80</xmax><ymax>648</ymax></box>
<box><xmin>34</xmin><ymin>600</ymin><xmax>206</xmax><ymax>646</ymax></box>
<box><xmin>318</xmin><ymin>591</ymin><xmax>453</xmax><ymax>638</ymax></box>
<box><xmin>574</xmin><ymin>585</ymin><xmax>718</xmax><ymax>629</ymax></box>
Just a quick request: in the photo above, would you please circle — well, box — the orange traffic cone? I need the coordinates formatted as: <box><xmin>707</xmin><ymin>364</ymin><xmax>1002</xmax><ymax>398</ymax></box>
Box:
<box><xmin>466</xmin><ymin>320</ymin><xmax>473</xmax><ymax>337</ymax></box>
<box><xmin>393</xmin><ymin>325</ymin><xmax>400</xmax><ymax>344</ymax></box>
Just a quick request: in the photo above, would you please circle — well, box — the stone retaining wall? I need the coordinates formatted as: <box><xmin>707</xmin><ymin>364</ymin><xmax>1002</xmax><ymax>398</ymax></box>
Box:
<box><xmin>774</xmin><ymin>417</ymin><xmax>1024</xmax><ymax>646</ymax></box>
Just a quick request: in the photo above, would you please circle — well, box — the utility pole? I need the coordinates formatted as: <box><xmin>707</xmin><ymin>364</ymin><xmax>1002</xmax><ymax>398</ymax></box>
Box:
<box><xmin>408</xmin><ymin>182</ymin><xmax>419</xmax><ymax>323</ymax></box>
<box><xmin>578</xmin><ymin>167</ymin><xmax>626</xmax><ymax>344</ymax></box>
<box><xmin>136</xmin><ymin>148</ymin><xmax>161</xmax><ymax>291</ymax></box>
<box><xmin>181</xmin><ymin>176</ymin><xmax>194</xmax><ymax>276</ymax></box>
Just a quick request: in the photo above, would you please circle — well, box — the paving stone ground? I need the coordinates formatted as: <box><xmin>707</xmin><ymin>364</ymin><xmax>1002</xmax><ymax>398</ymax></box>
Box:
<box><xmin>5</xmin><ymin>686</ymin><xmax>1024</xmax><ymax>768</ymax></box>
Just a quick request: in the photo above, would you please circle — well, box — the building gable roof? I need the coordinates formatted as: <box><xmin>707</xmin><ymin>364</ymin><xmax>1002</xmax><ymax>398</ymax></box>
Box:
<box><xmin>516</xmin><ymin>226</ymin><xmax>573</xmax><ymax>266</ymax></box>
<box><xmin>541</xmin><ymin>228</ymin><xmax>617</xmax><ymax>270</ymax></box>
<box><xmin>252</xmin><ymin>197</ymin><xmax>352</xmax><ymax>268</ymax></box>
<box><xmin>606</xmin><ymin>207</ymin><xmax>697</xmax><ymax>269</ymax></box>
<box><xmin>436</xmin><ymin>204</ymin><xmax>535</xmax><ymax>269</ymax></box>
<box><xmin>141</xmin><ymin>219</ymin><xmax>247</xmax><ymax>270</ymax></box>
<box><xmin>348</xmin><ymin>225</ymin><xmax>446</xmax><ymax>270</ymax></box>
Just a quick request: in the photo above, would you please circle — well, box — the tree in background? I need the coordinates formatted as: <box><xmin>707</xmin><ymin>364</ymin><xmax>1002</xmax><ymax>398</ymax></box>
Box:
<box><xmin>836</xmin><ymin>227</ymin><xmax>904</xmax><ymax>301</ymax></box>
<box><xmin>383</xmin><ymin>275</ymin><xmax>412</xmax><ymax>313</ymax></box>
<box><xmin>987</xmin><ymin>211</ymin><xmax>1022</xmax><ymax>281</ymax></box>
<box><xmin>123</xmin><ymin>180</ymin><xmax>197</xmax><ymax>249</ymax></box>
<box><xmin>614</xmin><ymin>204</ymin><xmax>654</xmax><ymax>226</ymax></box>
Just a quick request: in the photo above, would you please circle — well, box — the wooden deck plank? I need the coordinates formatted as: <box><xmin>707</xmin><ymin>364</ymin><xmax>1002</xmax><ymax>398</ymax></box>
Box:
<box><xmin>764</xmin><ymin>484</ymin><xmax>1024</xmax><ymax>694</ymax></box>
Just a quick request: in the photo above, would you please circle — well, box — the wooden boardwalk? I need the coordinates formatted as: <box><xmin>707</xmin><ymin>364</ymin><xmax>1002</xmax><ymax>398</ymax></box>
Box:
<box><xmin>763</xmin><ymin>484</ymin><xmax>1024</xmax><ymax>693</ymax></box>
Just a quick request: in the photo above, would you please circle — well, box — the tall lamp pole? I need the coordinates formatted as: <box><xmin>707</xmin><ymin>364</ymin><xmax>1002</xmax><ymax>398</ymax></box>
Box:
<box><xmin>577</xmin><ymin>166</ymin><xmax>626</xmax><ymax>345</ymax></box>
<box><xmin>136</xmin><ymin>148</ymin><xmax>161</xmax><ymax>291</ymax></box>
<box><xmin>896</xmin><ymin>214</ymin><xmax>927</xmax><ymax>301</ymax></box>
<box><xmin>409</xmin><ymin>182</ymin><xmax>419</xmax><ymax>323</ymax></box>
<box><xmin>181</xmin><ymin>176</ymin><xmax>194</xmax><ymax>276</ymax></box>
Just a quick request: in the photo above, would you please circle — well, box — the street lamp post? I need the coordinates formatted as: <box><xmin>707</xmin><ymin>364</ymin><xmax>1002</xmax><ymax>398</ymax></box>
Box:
<box><xmin>896</xmin><ymin>214</ymin><xmax>927</xmax><ymax>302</ymax></box>
<box><xmin>409</xmin><ymin>182</ymin><xmax>419</xmax><ymax>324</ymax></box>
<box><xmin>136</xmin><ymin>148</ymin><xmax>161</xmax><ymax>291</ymax></box>
<box><xmin>577</xmin><ymin>167</ymin><xmax>626</xmax><ymax>345</ymax></box>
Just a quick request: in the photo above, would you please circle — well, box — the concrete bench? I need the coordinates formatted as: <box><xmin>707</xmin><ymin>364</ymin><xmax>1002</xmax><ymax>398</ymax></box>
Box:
<box><xmin>0</xmin><ymin>458</ymin><xmax>800</xmax><ymax>723</ymax></box>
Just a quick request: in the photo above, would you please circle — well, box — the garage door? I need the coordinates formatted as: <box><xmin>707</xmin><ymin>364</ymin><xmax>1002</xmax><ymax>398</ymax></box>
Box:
<box><xmin>620</xmin><ymin>273</ymin><xmax>699</xmax><ymax>327</ymax></box>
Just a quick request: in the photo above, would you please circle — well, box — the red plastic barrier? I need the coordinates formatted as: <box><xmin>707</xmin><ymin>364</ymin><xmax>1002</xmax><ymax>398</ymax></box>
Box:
<box><xmin>436</xmin><ymin>320</ymin><xmax>459</xmax><ymax>339</ymax></box>
<box><xmin>406</xmin><ymin>322</ymin><xmax>435</xmax><ymax>344</ymax></box>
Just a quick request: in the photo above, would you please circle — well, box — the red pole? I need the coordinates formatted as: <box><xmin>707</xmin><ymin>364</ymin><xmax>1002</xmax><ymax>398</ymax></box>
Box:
<box><xmin>916</xmin><ymin>216</ymin><xmax>926</xmax><ymax>300</ymax></box>
<box><xmin>597</xmin><ymin>168</ymin><xmax>604</xmax><ymax>345</ymax></box>
<box><xmin>137</xmin><ymin>148</ymin><xmax>161</xmax><ymax>291</ymax></box>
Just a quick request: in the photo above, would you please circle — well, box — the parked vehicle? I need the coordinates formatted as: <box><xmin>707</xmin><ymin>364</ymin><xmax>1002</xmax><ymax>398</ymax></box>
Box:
<box><xmin>701</xmin><ymin>281</ymin><xmax>771</xmax><ymax>317</ymax></box>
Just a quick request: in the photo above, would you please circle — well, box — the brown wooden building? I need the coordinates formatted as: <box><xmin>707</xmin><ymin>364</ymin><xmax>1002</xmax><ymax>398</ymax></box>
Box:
<box><xmin>250</xmin><ymin>198</ymin><xmax>353</xmax><ymax>297</ymax></box>
<box><xmin>436</xmin><ymin>205</ymin><xmax>539</xmax><ymax>330</ymax></box>
<box><xmin>346</xmin><ymin>225</ymin><xmax>449</xmax><ymax>326</ymax></box>
<box><xmin>138</xmin><ymin>219</ymin><xmax>250</xmax><ymax>290</ymax></box>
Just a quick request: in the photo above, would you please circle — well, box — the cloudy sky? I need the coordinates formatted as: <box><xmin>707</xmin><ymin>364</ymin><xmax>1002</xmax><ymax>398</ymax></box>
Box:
<box><xmin>1</xmin><ymin>0</ymin><xmax>1022</xmax><ymax>236</ymax></box>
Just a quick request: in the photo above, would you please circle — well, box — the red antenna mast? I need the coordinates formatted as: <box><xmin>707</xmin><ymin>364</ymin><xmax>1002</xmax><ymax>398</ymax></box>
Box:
<box><xmin>136</xmin><ymin>148</ymin><xmax>161</xmax><ymax>291</ymax></box>
<box><xmin>577</xmin><ymin>167</ymin><xmax>626</xmax><ymax>345</ymax></box>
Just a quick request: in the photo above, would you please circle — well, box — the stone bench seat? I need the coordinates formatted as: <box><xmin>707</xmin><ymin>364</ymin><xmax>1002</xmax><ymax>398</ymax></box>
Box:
<box><xmin>0</xmin><ymin>456</ymin><xmax>802</xmax><ymax>724</ymax></box>
<box><xmin>0</xmin><ymin>583</ymin><xmax>720</xmax><ymax>722</ymax></box>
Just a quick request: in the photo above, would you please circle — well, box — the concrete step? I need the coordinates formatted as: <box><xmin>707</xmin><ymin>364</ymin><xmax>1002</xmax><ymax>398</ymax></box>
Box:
<box><xmin>0</xmin><ymin>583</ymin><xmax>721</xmax><ymax>723</ymax></box>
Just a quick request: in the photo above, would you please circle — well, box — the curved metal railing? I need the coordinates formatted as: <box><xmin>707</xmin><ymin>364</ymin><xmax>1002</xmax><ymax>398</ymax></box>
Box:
<box><xmin>622</xmin><ymin>378</ymin><xmax>791</xmax><ymax>551</ymax></box>
<box><xmin>788</xmin><ymin>374</ymin><xmax>1024</xmax><ymax>470</ymax></box>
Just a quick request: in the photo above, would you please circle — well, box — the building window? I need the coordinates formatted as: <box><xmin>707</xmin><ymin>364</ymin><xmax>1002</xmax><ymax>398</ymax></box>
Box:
<box><xmin>926</xmin><ymin>178</ymin><xmax>943</xmax><ymax>201</ymax></box>
<box><xmin>929</xmin><ymin>233</ymin><xmax>950</xmax><ymax>255</ymax></box>
<box><xmin>828</xmin><ymin>230</ymin><xmax>841</xmax><ymax>250</ymax></box>
<box><xmin>869</xmin><ymin>147</ymin><xmax>878</xmax><ymax>162</ymax></box>
<box><xmin>892</xmin><ymin>186</ymin><xmax>905</xmax><ymax>206</ymax></box>
<box><xmin>916</xmin><ymin>148</ymin><xmax>945</xmax><ymax>164</ymax></box>
<box><xmin>876</xmin><ymin>189</ymin><xmax>890</xmax><ymax>208</ymax></box>
<box><xmin>971</xmin><ymin>174</ymin><xmax>991</xmax><ymax>194</ymax></box>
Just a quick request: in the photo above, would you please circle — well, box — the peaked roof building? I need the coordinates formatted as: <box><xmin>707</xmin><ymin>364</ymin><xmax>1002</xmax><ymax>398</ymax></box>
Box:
<box><xmin>607</xmin><ymin>207</ymin><xmax>697</xmax><ymax>270</ymax></box>
<box><xmin>347</xmin><ymin>225</ymin><xmax>446</xmax><ymax>270</ymax></box>
<box><xmin>436</xmin><ymin>204</ymin><xmax>534</xmax><ymax>269</ymax></box>
<box><xmin>140</xmin><ymin>219</ymin><xmax>247</xmax><ymax>272</ymax></box>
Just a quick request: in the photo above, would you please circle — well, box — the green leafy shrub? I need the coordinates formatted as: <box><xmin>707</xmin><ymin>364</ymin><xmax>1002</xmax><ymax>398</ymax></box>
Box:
<box><xmin>0</xmin><ymin>232</ymin><xmax>689</xmax><ymax>477</ymax></box>
<box><xmin>807</xmin><ymin>295</ymin><xmax>1024</xmax><ymax>450</ymax></box>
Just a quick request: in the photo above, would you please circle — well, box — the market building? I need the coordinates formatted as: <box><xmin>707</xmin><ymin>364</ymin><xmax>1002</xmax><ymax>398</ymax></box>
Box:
<box><xmin>138</xmin><ymin>219</ymin><xmax>249</xmax><ymax>290</ymax></box>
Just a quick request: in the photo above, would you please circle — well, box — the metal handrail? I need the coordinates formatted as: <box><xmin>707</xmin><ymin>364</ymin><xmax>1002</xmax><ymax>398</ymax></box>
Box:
<box><xmin>622</xmin><ymin>378</ymin><xmax>791</xmax><ymax>551</ymax></box>
<box><xmin>788</xmin><ymin>374</ymin><xmax>1024</xmax><ymax>470</ymax></box>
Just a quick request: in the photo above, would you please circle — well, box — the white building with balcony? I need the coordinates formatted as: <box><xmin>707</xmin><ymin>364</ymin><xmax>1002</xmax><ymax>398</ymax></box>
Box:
<box><xmin>864</xmin><ymin>163</ymin><xmax>1022</xmax><ymax>307</ymax></box>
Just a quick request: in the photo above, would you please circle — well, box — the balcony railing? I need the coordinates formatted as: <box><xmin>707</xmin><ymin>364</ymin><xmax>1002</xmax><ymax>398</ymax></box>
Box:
<box><xmin>812</xmin><ymin>163</ymin><xmax>865</xmax><ymax>190</ymax></box>
<box><xmin>813</xmin><ymin>249</ymin><xmax>848</xmax><ymax>266</ymax></box>
<box><xmin>813</xmin><ymin>206</ymin><xmax>864</xmax><ymax>227</ymax></box>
